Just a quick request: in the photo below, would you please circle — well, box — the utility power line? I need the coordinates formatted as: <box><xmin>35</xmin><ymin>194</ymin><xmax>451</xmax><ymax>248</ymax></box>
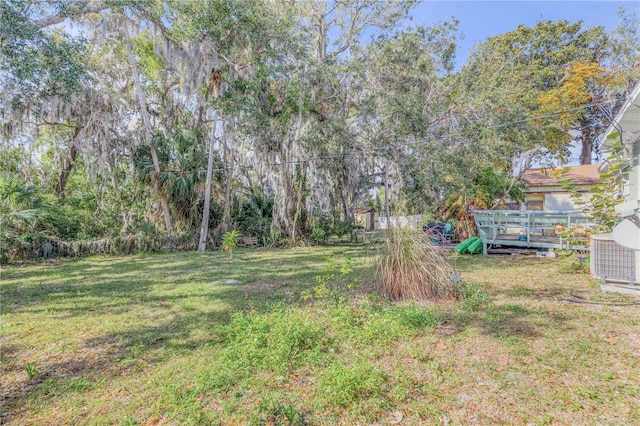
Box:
<box><xmin>133</xmin><ymin>96</ymin><xmax>627</xmax><ymax>174</ymax></box>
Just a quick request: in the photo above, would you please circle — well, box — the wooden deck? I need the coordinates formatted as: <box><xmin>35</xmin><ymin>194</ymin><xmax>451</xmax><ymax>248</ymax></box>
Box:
<box><xmin>496</xmin><ymin>233</ymin><xmax>567</xmax><ymax>244</ymax></box>
<box><xmin>473</xmin><ymin>210</ymin><xmax>593</xmax><ymax>254</ymax></box>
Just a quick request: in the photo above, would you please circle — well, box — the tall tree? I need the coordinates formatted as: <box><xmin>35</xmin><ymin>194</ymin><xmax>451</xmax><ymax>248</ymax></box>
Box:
<box><xmin>124</xmin><ymin>27</ymin><xmax>173</xmax><ymax>231</ymax></box>
<box><xmin>607</xmin><ymin>7</ymin><xmax>640</xmax><ymax>93</ymax></box>
<box><xmin>537</xmin><ymin>61</ymin><xmax>612</xmax><ymax>164</ymax></box>
<box><xmin>461</xmin><ymin>20</ymin><xmax>608</xmax><ymax>170</ymax></box>
<box><xmin>198</xmin><ymin>113</ymin><xmax>218</xmax><ymax>254</ymax></box>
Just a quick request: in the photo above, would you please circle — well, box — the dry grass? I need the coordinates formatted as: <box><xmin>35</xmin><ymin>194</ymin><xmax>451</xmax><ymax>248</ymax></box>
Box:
<box><xmin>376</xmin><ymin>227</ymin><xmax>457</xmax><ymax>301</ymax></box>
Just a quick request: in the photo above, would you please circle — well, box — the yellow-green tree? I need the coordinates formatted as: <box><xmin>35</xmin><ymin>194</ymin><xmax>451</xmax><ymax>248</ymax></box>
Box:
<box><xmin>537</xmin><ymin>60</ymin><xmax>613</xmax><ymax>164</ymax></box>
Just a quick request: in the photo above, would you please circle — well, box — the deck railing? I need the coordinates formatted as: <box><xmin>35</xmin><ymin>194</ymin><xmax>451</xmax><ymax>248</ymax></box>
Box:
<box><xmin>472</xmin><ymin>210</ymin><xmax>594</xmax><ymax>254</ymax></box>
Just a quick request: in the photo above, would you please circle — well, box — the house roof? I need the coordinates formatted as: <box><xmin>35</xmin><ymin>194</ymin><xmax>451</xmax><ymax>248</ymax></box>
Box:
<box><xmin>354</xmin><ymin>207</ymin><xmax>375</xmax><ymax>213</ymax></box>
<box><xmin>523</xmin><ymin>164</ymin><xmax>603</xmax><ymax>187</ymax></box>
<box><xmin>601</xmin><ymin>83</ymin><xmax>640</xmax><ymax>150</ymax></box>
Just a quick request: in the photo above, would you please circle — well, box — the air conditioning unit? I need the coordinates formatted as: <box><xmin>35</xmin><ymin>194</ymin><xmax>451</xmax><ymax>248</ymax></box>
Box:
<box><xmin>590</xmin><ymin>234</ymin><xmax>637</xmax><ymax>284</ymax></box>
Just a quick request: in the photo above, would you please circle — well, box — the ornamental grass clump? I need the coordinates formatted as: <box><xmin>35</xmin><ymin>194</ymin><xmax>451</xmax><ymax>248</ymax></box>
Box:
<box><xmin>376</xmin><ymin>227</ymin><xmax>457</xmax><ymax>301</ymax></box>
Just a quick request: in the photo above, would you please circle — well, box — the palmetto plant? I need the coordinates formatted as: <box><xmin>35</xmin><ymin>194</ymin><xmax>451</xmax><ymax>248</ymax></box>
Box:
<box><xmin>0</xmin><ymin>175</ymin><xmax>48</xmax><ymax>235</ymax></box>
<box><xmin>134</xmin><ymin>129</ymin><xmax>210</xmax><ymax>225</ymax></box>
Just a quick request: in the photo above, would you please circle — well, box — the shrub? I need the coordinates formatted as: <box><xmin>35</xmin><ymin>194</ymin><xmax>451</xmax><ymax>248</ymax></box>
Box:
<box><xmin>331</xmin><ymin>219</ymin><xmax>353</xmax><ymax>238</ymax></box>
<box><xmin>558</xmin><ymin>251</ymin><xmax>590</xmax><ymax>274</ymax></box>
<box><xmin>221</xmin><ymin>230</ymin><xmax>240</xmax><ymax>259</ymax></box>
<box><xmin>310</xmin><ymin>226</ymin><xmax>328</xmax><ymax>244</ymax></box>
<box><xmin>376</xmin><ymin>227</ymin><xmax>457</xmax><ymax>301</ymax></box>
<box><xmin>233</xmin><ymin>194</ymin><xmax>273</xmax><ymax>240</ymax></box>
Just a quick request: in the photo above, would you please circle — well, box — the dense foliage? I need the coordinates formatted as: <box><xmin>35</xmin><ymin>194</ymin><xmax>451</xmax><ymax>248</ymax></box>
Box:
<box><xmin>1</xmin><ymin>1</ymin><xmax>638</xmax><ymax>261</ymax></box>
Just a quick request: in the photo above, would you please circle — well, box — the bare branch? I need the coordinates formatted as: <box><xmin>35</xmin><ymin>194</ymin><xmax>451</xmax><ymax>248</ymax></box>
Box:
<box><xmin>35</xmin><ymin>2</ymin><xmax>108</xmax><ymax>29</ymax></box>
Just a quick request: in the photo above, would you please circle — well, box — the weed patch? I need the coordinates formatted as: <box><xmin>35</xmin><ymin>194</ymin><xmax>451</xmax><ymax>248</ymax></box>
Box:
<box><xmin>252</xmin><ymin>394</ymin><xmax>305</xmax><ymax>425</ymax></box>
<box><xmin>220</xmin><ymin>308</ymin><xmax>333</xmax><ymax>375</ymax></box>
<box><xmin>395</xmin><ymin>303</ymin><xmax>444</xmax><ymax>329</ymax></box>
<box><xmin>317</xmin><ymin>359</ymin><xmax>387</xmax><ymax>408</ymax></box>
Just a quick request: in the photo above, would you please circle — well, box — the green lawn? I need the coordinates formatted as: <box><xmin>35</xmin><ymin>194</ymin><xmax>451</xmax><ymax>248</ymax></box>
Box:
<box><xmin>1</xmin><ymin>246</ymin><xmax>639</xmax><ymax>425</ymax></box>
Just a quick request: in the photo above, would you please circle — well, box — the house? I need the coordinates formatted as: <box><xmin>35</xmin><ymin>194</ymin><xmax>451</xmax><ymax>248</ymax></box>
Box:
<box><xmin>595</xmin><ymin>83</ymin><xmax>640</xmax><ymax>290</ymax></box>
<box><xmin>601</xmin><ymin>83</ymin><xmax>640</xmax><ymax>218</ymax></box>
<box><xmin>353</xmin><ymin>207</ymin><xmax>376</xmax><ymax>231</ymax></box>
<box><xmin>522</xmin><ymin>164</ymin><xmax>603</xmax><ymax>211</ymax></box>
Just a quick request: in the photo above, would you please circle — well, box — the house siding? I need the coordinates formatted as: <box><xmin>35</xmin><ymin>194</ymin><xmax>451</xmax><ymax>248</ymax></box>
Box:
<box><xmin>598</xmin><ymin>83</ymin><xmax>640</xmax><ymax>285</ymax></box>
<box><xmin>524</xmin><ymin>184</ymin><xmax>594</xmax><ymax>211</ymax></box>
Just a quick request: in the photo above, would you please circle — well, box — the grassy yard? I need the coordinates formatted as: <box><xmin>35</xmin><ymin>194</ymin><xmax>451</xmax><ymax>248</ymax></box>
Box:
<box><xmin>1</xmin><ymin>246</ymin><xmax>639</xmax><ymax>425</ymax></box>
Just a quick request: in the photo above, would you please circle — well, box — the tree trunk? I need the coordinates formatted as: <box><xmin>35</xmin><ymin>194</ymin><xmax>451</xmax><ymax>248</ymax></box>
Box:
<box><xmin>384</xmin><ymin>160</ymin><xmax>390</xmax><ymax>223</ymax></box>
<box><xmin>55</xmin><ymin>132</ymin><xmax>79</xmax><ymax>200</ymax></box>
<box><xmin>579</xmin><ymin>125</ymin><xmax>593</xmax><ymax>165</ymax></box>
<box><xmin>198</xmin><ymin>114</ymin><xmax>218</xmax><ymax>254</ymax></box>
<box><xmin>221</xmin><ymin>121</ymin><xmax>234</xmax><ymax>233</ymax></box>
<box><xmin>271</xmin><ymin>164</ymin><xmax>296</xmax><ymax>239</ymax></box>
<box><xmin>270</xmin><ymin>116</ymin><xmax>304</xmax><ymax>240</ymax></box>
<box><xmin>339</xmin><ymin>159</ymin><xmax>351</xmax><ymax>222</ymax></box>
<box><xmin>291</xmin><ymin>163</ymin><xmax>307</xmax><ymax>244</ymax></box>
<box><xmin>340</xmin><ymin>190</ymin><xmax>349</xmax><ymax>223</ymax></box>
<box><xmin>124</xmin><ymin>28</ymin><xmax>172</xmax><ymax>231</ymax></box>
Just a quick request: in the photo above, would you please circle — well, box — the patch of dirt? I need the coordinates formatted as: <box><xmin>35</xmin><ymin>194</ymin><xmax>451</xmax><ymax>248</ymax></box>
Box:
<box><xmin>247</xmin><ymin>280</ymin><xmax>289</xmax><ymax>293</ymax></box>
<box><xmin>208</xmin><ymin>279</ymin><xmax>243</xmax><ymax>285</ymax></box>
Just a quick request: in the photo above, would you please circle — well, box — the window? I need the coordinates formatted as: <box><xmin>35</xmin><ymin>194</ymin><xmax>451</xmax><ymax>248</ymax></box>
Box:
<box><xmin>527</xmin><ymin>200</ymin><xmax>543</xmax><ymax>211</ymax></box>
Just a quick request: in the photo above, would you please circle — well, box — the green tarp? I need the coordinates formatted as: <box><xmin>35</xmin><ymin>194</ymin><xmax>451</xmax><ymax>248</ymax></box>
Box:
<box><xmin>467</xmin><ymin>238</ymin><xmax>483</xmax><ymax>254</ymax></box>
<box><xmin>455</xmin><ymin>236</ymin><xmax>480</xmax><ymax>254</ymax></box>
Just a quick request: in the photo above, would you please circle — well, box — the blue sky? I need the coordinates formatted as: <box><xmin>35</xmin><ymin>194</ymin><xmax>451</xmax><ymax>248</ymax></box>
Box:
<box><xmin>408</xmin><ymin>1</ymin><xmax>640</xmax><ymax>66</ymax></box>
